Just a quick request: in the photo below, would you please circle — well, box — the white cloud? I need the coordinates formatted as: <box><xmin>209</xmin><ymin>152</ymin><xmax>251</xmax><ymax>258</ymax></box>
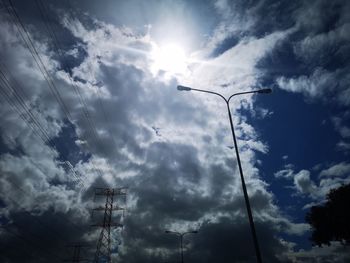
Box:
<box><xmin>275</xmin><ymin>0</ymin><xmax>350</xmax><ymax>110</ymax></box>
<box><xmin>274</xmin><ymin>165</ymin><xmax>350</xmax><ymax>202</ymax></box>
<box><xmin>293</xmin><ymin>170</ymin><xmax>318</xmax><ymax>196</ymax></box>
<box><xmin>191</xmin><ymin>30</ymin><xmax>291</xmax><ymax>93</ymax></box>
<box><xmin>0</xmin><ymin>153</ymin><xmax>81</xmax><ymax>215</ymax></box>
<box><xmin>275</xmin><ymin>168</ymin><xmax>294</xmax><ymax>179</ymax></box>
<box><xmin>319</xmin><ymin>162</ymin><xmax>350</xmax><ymax>177</ymax></box>
<box><xmin>278</xmin><ymin>67</ymin><xmax>350</xmax><ymax>107</ymax></box>
<box><xmin>331</xmin><ymin>116</ymin><xmax>350</xmax><ymax>139</ymax></box>
<box><xmin>277</xmin><ymin>68</ymin><xmax>335</xmax><ymax>99</ymax></box>
<box><xmin>287</xmin><ymin>241</ymin><xmax>350</xmax><ymax>262</ymax></box>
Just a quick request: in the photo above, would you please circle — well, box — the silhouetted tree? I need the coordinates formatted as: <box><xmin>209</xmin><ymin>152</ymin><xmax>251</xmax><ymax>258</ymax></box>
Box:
<box><xmin>306</xmin><ymin>183</ymin><xmax>350</xmax><ymax>246</ymax></box>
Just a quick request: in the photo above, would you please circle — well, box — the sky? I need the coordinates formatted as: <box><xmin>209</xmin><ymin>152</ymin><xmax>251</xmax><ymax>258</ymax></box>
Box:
<box><xmin>0</xmin><ymin>0</ymin><xmax>349</xmax><ymax>262</ymax></box>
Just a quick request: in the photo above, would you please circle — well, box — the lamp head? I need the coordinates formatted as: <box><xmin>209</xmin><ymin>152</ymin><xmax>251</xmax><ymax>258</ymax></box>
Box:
<box><xmin>165</xmin><ymin>230</ymin><xmax>172</xmax><ymax>233</ymax></box>
<box><xmin>191</xmin><ymin>230</ymin><xmax>198</xmax><ymax>234</ymax></box>
<box><xmin>177</xmin><ymin>85</ymin><xmax>192</xmax><ymax>91</ymax></box>
<box><xmin>257</xmin><ymin>88</ymin><xmax>272</xmax><ymax>94</ymax></box>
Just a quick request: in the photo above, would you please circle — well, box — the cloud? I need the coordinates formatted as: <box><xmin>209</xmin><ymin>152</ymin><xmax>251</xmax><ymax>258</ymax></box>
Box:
<box><xmin>337</xmin><ymin>141</ymin><xmax>350</xmax><ymax>151</ymax></box>
<box><xmin>274</xmin><ymin>165</ymin><xmax>350</xmax><ymax>202</ymax></box>
<box><xmin>294</xmin><ymin>0</ymin><xmax>350</xmax><ymax>34</ymax></box>
<box><xmin>319</xmin><ymin>162</ymin><xmax>350</xmax><ymax>177</ymax></box>
<box><xmin>2</xmin><ymin>0</ymin><xmax>348</xmax><ymax>262</ymax></box>
<box><xmin>189</xmin><ymin>217</ymin><xmax>291</xmax><ymax>263</ymax></box>
<box><xmin>191</xmin><ymin>29</ymin><xmax>291</xmax><ymax>94</ymax></box>
<box><xmin>286</xmin><ymin>241</ymin><xmax>350</xmax><ymax>263</ymax></box>
<box><xmin>294</xmin><ymin>23</ymin><xmax>350</xmax><ymax>63</ymax></box>
<box><xmin>274</xmin><ymin>0</ymin><xmax>350</xmax><ymax>108</ymax></box>
<box><xmin>293</xmin><ymin>170</ymin><xmax>318</xmax><ymax>196</ymax></box>
<box><xmin>277</xmin><ymin>68</ymin><xmax>350</xmax><ymax>106</ymax></box>
<box><xmin>331</xmin><ymin>116</ymin><xmax>350</xmax><ymax>139</ymax></box>
<box><xmin>277</xmin><ymin>68</ymin><xmax>332</xmax><ymax>98</ymax></box>
<box><xmin>274</xmin><ymin>168</ymin><xmax>294</xmax><ymax>179</ymax></box>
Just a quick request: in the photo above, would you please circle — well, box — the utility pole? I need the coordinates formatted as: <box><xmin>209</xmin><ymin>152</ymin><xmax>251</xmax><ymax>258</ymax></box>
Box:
<box><xmin>92</xmin><ymin>187</ymin><xmax>127</xmax><ymax>263</ymax></box>
<box><xmin>177</xmin><ymin>85</ymin><xmax>272</xmax><ymax>262</ymax></box>
<box><xmin>63</xmin><ymin>243</ymin><xmax>89</xmax><ymax>262</ymax></box>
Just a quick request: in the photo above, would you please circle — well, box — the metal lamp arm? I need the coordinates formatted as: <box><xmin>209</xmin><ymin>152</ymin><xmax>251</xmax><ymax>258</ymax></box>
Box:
<box><xmin>189</xmin><ymin>88</ymin><xmax>227</xmax><ymax>103</ymax></box>
<box><xmin>181</xmin><ymin>232</ymin><xmax>191</xmax><ymax>238</ymax></box>
<box><xmin>190</xmin><ymin>88</ymin><xmax>259</xmax><ymax>104</ymax></box>
<box><xmin>227</xmin><ymin>90</ymin><xmax>259</xmax><ymax>103</ymax></box>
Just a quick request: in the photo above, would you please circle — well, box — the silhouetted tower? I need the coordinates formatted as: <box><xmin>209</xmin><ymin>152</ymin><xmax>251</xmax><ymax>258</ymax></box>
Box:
<box><xmin>63</xmin><ymin>243</ymin><xmax>89</xmax><ymax>262</ymax></box>
<box><xmin>92</xmin><ymin>187</ymin><xmax>127</xmax><ymax>263</ymax></box>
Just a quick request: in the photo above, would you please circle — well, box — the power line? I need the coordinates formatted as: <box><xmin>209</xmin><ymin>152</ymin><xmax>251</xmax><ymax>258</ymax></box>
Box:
<box><xmin>4</xmin><ymin>0</ymin><xmax>72</xmax><ymax>121</ymax></box>
<box><xmin>1</xmin><ymin>172</ymin><xmax>88</xmax><ymax>234</ymax></box>
<box><xmin>63</xmin><ymin>0</ymin><xmax>120</xmax><ymax>151</ymax></box>
<box><xmin>0</xmin><ymin>63</ymin><xmax>51</xmax><ymax>143</ymax></box>
<box><xmin>0</xmin><ymin>6</ymin><xmax>99</xmax><ymax>187</ymax></box>
<box><xmin>35</xmin><ymin>0</ymin><xmax>105</xmax><ymax>178</ymax></box>
<box><xmin>0</xmin><ymin>63</ymin><xmax>86</xmax><ymax>188</ymax></box>
<box><xmin>3</xmin><ymin>0</ymin><xmax>117</xmax><ymax>183</ymax></box>
<box><xmin>2</xmin><ymin>0</ymin><xmax>101</xmax><ymax>170</ymax></box>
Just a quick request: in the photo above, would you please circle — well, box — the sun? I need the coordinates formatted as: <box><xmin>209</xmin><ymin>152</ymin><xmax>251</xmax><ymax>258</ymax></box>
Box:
<box><xmin>151</xmin><ymin>43</ymin><xmax>188</xmax><ymax>75</ymax></box>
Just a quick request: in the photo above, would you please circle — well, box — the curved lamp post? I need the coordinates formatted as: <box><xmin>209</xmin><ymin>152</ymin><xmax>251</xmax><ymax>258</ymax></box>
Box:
<box><xmin>177</xmin><ymin>85</ymin><xmax>272</xmax><ymax>263</ymax></box>
<box><xmin>165</xmin><ymin>230</ymin><xmax>198</xmax><ymax>263</ymax></box>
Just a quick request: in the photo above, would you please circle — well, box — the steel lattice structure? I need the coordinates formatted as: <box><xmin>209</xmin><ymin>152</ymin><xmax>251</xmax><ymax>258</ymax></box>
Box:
<box><xmin>92</xmin><ymin>188</ymin><xmax>127</xmax><ymax>263</ymax></box>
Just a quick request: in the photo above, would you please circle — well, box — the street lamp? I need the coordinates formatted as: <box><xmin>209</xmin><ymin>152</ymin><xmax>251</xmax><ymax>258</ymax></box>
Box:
<box><xmin>177</xmin><ymin>85</ymin><xmax>272</xmax><ymax>263</ymax></box>
<box><xmin>165</xmin><ymin>230</ymin><xmax>198</xmax><ymax>263</ymax></box>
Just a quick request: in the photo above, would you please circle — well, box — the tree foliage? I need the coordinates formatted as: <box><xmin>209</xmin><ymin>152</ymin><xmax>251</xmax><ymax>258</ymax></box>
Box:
<box><xmin>306</xmin><ymin>183</ymin><xmax>350</xmax><ymax>246</ymax></box>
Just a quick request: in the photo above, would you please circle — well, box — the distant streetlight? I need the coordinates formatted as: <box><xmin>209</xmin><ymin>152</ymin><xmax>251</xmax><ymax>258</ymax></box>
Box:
<box><xmin>177</xmin><ymin>85</ymin><xmax>272</xmax><ymax>263</ymax></box>
<box><xmin>165</xmin><ymin>230</ymin><xmax>198</xmax><ymax>263</ymax></box>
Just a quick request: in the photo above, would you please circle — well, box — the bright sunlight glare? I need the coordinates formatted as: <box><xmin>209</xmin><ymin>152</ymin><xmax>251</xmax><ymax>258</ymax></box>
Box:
<box><xmin>151</xmin><ymin>43</ymin><xmax>188</xmax><ymax>75</ymax></box>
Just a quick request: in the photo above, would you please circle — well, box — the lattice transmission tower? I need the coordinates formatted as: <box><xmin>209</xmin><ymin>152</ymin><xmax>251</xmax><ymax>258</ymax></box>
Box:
<box><xmin>92</xmin><ymin>187</ymin><xmax>127</xmax><ymax>263</ymax></box>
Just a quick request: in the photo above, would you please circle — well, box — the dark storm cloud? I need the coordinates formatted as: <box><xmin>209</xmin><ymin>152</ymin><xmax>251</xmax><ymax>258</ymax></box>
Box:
<box><xmin>0</xmin><ymin>210</ymin><xmax>91</xmax><ymax>263</ymax></box>
<box><xmin>114</xmin><ymin>140</ymin><xmax>294</xmax><ymax>262</ymax></box>
<box><xmin>133</xmin><ymin>142</ymin><xmax>212</xmax><ymax>219</ymax></box>
<box><xmin>111</xmin><ymin>132</ymin><xmax>307</xmax><ymax>262</ymax></box>
<box><xmin>190</xmin><ymin>217</ymin><xmax>291</xmax><ymax>263</ymax></box>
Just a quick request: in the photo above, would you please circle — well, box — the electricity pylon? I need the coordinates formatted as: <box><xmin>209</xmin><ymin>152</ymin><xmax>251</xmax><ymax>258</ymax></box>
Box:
<box><xmin>63</xmin><ymin>243</ymin><xmax>89</xmax><ymax>262</ymax></box>
<box><xmin>92</xmin><ymin>187</ymin><xmax>127</xmax><ymax>263</ymax></box>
